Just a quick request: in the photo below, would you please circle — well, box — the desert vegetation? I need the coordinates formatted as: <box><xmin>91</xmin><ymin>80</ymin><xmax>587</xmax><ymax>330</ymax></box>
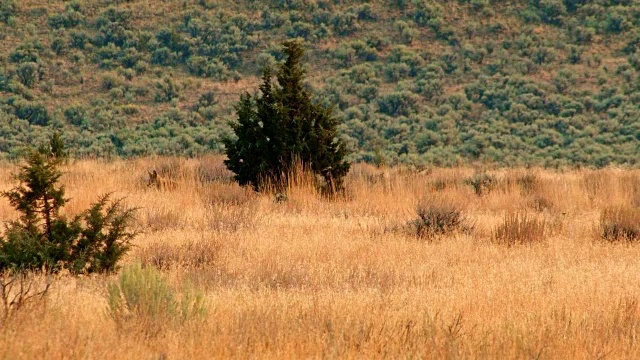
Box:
<box><xmin>1</xmin><ymin>157</ymin><xmax>640</xmax><ymax>358</ymax></box>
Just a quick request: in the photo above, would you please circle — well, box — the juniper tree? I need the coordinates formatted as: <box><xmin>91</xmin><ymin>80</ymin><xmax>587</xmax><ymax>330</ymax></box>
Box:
<box><xmin>223</xmin><ymin>40</ymin><xmax>350</xmax><ymax>192</ymax></box>
<box><xmin>0</xmin><ymin>134</ymin><xmax>136</xmax><ymax>274</ymax></box>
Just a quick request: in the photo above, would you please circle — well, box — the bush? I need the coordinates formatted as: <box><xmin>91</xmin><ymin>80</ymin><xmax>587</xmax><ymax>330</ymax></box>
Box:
<box><xmin>377</xmin><ymin>91</ymin><xmax>418</xmax><ymax>116</ymax></box>
<box><xmin>464</xmin><ymin>173</ymin><xmax>497</xmax><ymax>196</ymax></box>
<box><xmin>8</xmin><ymin>97</ymin><xmax>50</xmax><ymax>126</ymax></box>
<box><xmin>600</xmin><ymin>205</ymin><xmax>640</xmax><ymax>242</ymax></box>
<box><xmin>0</xmin><ymin>270</ymin><xmax>51</xmax><ymax>320</ymax></box>
<box><xmin>407</xmin><ymin>203</ymin><xmax>470</xmax><ymax>240</ymax></box>
<box><xmin>107</xmin><ymin>262</ymin><xmax>206</xmax><ymax>332</ymax></box>
<box><xmin>0</xmin><ymin>137</ymin><xmax>137</xmax><ymax>274</ymax></box>
<box><xmin>48</xmin><ymin>2</ymin><xmax>83</xmax><ymax>29</ymax></box>
<box><xmin>493</xmin><ymin>212</ymin><xmax>547</xmax><ymax>246</ymax></box>
<box><xmin>16</xmin><ymin>62</ymin><xmax>40</xmax><ymax>87</ymax></box>
<box><xmin>154</xmin><ymin>77</ymin><xmax>181</xmax><ymax>102</ymax></box>
<box><xmin>187</xmin><ymin>57</ymin><xmax>229</xmax><ymax>80</ymax></box>
<box><xmin>0</xmin><ymin>0</ymin><xmax>17</xmax><ymax>24</ymax></box>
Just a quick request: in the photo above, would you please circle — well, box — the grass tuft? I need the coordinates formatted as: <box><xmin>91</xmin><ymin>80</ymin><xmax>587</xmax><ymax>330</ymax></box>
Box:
<box><xmin>493</xmin><ymin>212</ymin><xmax>547</xmax><ymax>246</ymax></box>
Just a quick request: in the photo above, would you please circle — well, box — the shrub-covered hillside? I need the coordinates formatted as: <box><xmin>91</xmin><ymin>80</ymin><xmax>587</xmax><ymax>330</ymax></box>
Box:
<box><xmin>1</xmin><ymin>0</ymin><xmax>639</xmax><ymax>167</ymax></box>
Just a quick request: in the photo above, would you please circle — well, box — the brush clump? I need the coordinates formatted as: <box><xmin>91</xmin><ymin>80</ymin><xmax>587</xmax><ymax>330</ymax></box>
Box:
<box><xmin>493</xmin><ymin>212</ymin><xmax>547</xmax><ymax>246</ymax></box>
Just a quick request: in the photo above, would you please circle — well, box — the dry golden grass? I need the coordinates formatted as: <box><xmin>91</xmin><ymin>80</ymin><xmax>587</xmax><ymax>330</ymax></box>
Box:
<box><xmin>2</xmin><ymin>158</ymin><xmax>640</xmax><ymax>358</ymax></box>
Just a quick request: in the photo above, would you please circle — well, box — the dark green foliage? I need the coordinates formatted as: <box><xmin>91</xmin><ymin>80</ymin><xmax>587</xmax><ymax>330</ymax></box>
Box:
<box><xmin>0</xmin><ymin>135</ymin><xmax>136</xmax><ymax>274</ymax></box>
<box><xmin>7</xmin><ymin>97</ymin><xmax>50</xmax><ymax>126</ymax></box>
<box><xmin>224</xmin><ymin>41</ymin><xmax>350</xmax><ymax>192</ymax></box>
<box><xmin>0</xmin><ymin>1</ymin><xmax>640</xmax><ymax>167</ymax></box>
<box><xmin>154</xmin><ymin>77</ymin><xmax>181</xmax><ymax>102</ymax></box>
<box><xmin>9</xmin><ymin>41</ymin><xmax>42</xmax><ymax>64</ymax></box>
<box><xmin>16</xmin><ymin>62</ymin><xmax>40</xmax><ymax>87</ymax></box>
<box><xmin>48</xmin><ymin>2</ymin><xmax>84</xmax><ymax>29</ymax></box>
<box><xmin>0</xmin><ymin>0</ymin><xmax>16</xmax><ymax>24</ymax></box>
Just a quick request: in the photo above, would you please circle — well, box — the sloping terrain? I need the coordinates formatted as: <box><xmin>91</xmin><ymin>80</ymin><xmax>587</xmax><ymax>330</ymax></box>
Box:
<box><xmin>1</xmin><ymin>0</ymin><xmax>639</xmax><ymax>166</ymax></box>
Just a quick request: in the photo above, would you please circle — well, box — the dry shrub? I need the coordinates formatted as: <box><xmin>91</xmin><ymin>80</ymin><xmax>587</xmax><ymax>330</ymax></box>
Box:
<box><xmin>528</xmin><ymin>193</ymin><xmax>555</xmax><ymax>212</ymax></box>
<box><xmin>493</xmin><ymin>212</ymin><xmax>547</xmax><ymax>246</ymax></box>
<box><xmin>1</xmin><ymin>271</ymin><xmax>51</xmax><ymax>322</ymax></box>
<box><xmin>464</xmin><ymin>173</ymin><xmax>497</xmax><ymax>196</ymax></box>
<box><xmin>407</xmin><ymin>202</ymin><xmax>471</xmax><ymax>240</ymax></box>
<box><xmin>137</xmin><ymin>239</ymin><xmax>221</xmax><ymax>270</ymax></box>
<box><xmin>600</xmin><ymin>205</ymin><xmax>640</xmax><ymax>242</ymax></box>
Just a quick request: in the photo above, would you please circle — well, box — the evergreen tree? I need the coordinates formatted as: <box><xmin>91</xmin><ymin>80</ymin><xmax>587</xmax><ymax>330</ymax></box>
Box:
<box><xmin>224</xmin><ymin>41</ymin><xmax>350</xmax><ymax>192</ymax></box>
<box><xmin>0</xmin><ymin>135</ymin><xmax>136</xmax><ymax>274</ymax></box>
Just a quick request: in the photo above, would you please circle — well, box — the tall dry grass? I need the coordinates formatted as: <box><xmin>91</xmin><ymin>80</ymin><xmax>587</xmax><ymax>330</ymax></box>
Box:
<box><xmin>1</xmin><ymin>158</ymin><xmax>640</xmax><ymax>358</ymax></box>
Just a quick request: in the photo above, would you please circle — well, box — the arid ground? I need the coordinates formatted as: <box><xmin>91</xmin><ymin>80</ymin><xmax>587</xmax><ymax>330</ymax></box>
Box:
<box><xmin>1</xmin><ymin>157</ymin><xmax>640</xmax><ymax>359</ymax></box>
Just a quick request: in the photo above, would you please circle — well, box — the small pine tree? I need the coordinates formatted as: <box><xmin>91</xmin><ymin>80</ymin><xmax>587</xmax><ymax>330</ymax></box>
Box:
<box><xmin>223</xmin><ymin>40</ymin><xmax>350</xmax><ymax>193</ymax></box>
<box><xmin>0</xmin><ymin>135</ymin><xmax>136</xmax><ymax>274</ymax></box>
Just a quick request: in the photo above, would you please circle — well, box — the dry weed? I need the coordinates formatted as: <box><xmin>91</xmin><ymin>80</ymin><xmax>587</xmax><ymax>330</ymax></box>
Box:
<box><xmin>493</xmin><ymin>212</ymin><xmax>547</xmax><ymax>246</ymax></box>
<box><xmin>600</xmin><ymin>205</ymin><xmax>640</xmax><ymax>242</ymax></box>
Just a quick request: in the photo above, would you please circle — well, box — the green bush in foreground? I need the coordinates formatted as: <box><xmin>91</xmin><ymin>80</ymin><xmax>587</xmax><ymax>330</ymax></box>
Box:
<box><xmin>0</xmin><ymin>134</ymin><xmax>137</xmax><ymax>274</ymax></box>
<box><xmin>107</xmin><ymin>262</ymin><xmax>206</xmax><ymax>331</ymax></box>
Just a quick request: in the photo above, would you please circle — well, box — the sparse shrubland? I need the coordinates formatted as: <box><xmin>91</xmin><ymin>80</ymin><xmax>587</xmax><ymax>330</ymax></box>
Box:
<box><xmin>0</xmin><ymin>158</ymin><xmax>639</xmax><ymax>357</ymax></box>
<box><xmin>0</xmin><ymin>1</ymin><xmax>639</xmax><ymax>167</ymax></box>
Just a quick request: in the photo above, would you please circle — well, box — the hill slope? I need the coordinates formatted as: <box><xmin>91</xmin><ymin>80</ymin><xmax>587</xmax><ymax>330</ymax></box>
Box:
<box><xmin>1</xmin><ymin>0</ymin><xmax>639</xmax><ymax>167</ymax></box>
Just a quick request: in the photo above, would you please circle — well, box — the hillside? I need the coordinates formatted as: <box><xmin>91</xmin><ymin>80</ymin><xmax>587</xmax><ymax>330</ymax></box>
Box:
<box><xmin>1</xmin><ymin>0</ymin><xmax>639</xmax><ymax>166</ymax></box>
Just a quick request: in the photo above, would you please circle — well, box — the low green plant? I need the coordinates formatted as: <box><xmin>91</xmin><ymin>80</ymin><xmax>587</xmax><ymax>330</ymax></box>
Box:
<box><xmin>107</xmin><ymin>262</ymin><xmax>206</xmax><ymax>331</ymax></box>
<box><xmin>0</xmin><ymin>134</ymin><xmax>137</xmax><ymax>274</ymax></box>
<box><xmin>0</xmin><ymin>0</ymin><xmax>17</xmax><ymax>24</ymax></box>
<box><xmin>154</xmin><ymin>77</ymin><xmax>181</xmax><ymax>102</ymax></box>
<box><xmin>16</xmin><ymin>62</ymin><xmax>40</xmax><ymax>88</ymax></box>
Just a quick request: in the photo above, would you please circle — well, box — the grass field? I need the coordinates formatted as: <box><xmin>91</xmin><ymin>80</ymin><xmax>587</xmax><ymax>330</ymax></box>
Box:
<box><xmin>1</xmin><ymin>157</ymin><xmax>640</xmax><ymax>359</ymax></box>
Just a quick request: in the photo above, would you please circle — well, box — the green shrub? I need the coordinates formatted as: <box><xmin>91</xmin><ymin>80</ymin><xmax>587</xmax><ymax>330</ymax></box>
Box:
<box><xmin>9</xmin><ymin>41</ymin><xmax>42</xmax><ymax>64</ymax></box>
<box><xmin>377</xmin><ymin>91</ymin><xmax>418</xmax><ymax>116</ymax></box>
<box><xmin>69</xmin><ymin>30</ymin><xmax>88</xmax><ymax>49</ymax></box>
<box><xmin>0</xmin><ymin>137</ymin><xmax>137</xmax><ymax>274</ymax></box>
<box><xmin>8</xmin><ymin>97</ymin><xmax>49</xmax><ymax>126</ymax></box>
<box><xmin>331</xmin><ymin>12</ymin><xmax>359</xmax><ymax>36</ymax></box>
<box><xmin>48</xmin><ymin>2</ymin><xmax>83</xmax><ymax>29</ymax></box>
<box><xmin>154</xmin><ymin>77</ymin><xmax>181</xmax><ymax>102</ymax></box>
<box><xmin>107</xmin><ymin>262</ymin><xmax>206</xmax><ymax>331</ymax></box>
<box><xmin>187</xmin><ymin>56</ymin><xmax>229</xmax><ymax>80</ymax></box>
<box><xmin>150</xmin><ymin>47</ymin><xmax>175</xmax><ymax>66</ymax></box>
<box><xmin>493</xmin><ymin>212</ymin><xmax>547</xmax><ymax>246</ymax></box>
<box><xmin>0</xmin><ymin>0</ymin><xmax>17</xmax><ymax>24</ymax></box>
<box><xmin>16</xmin><ymin>62</ymin><xmax>40</xmax><ymax>88</ymax></box>
<box><xmin>50</xmin><ymin>34</ymin><xmax>68</xmax><ymax>55</ymax></box>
